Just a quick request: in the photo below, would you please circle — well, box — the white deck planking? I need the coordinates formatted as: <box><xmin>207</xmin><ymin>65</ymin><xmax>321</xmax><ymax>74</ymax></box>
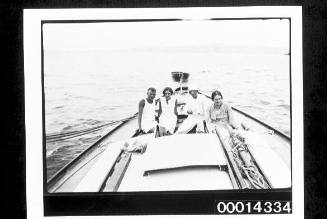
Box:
<box><xmin>118</xmin><ymin>133</ymin><xmax>231</xmax><ymax>191</ymax></box>
<box><xmin>73</xmin><ymin>134</ymin><xmax>154</xmax><ymax>192</ymax></box>
<box><xmin>239</xmin><ymin>130</ymin><xmax>291</xmax><ymax>188</ymax></box>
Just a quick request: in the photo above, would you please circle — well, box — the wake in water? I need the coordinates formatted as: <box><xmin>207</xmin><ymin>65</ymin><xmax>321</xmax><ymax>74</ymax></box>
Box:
<box><xmin>46</xmin><ymin>114</ymin><xmax>137</xmax><ymax>179</ymax></box>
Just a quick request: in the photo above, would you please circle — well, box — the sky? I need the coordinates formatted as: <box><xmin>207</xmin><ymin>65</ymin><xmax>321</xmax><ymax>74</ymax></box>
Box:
<box><xmin>43</xmin><ymin>19</ymin><xmax>290</xmax><ymax>51</ymax></box>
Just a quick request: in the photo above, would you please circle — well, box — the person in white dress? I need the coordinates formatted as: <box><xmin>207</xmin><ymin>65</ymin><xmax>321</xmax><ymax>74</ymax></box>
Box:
<box><xmin>137</xmin><ymin>87</ymin><xmax>157</xmax><ymax>134</ymax></box>
<box><xmin>158</xmin><ymin>87</ymin><xmax>178</xmax><ymax>135</ymax></box>
<box><xmin>175</xmin><ymin>86</ymin><xmax>206</xmax><ymax>134</ymax></box>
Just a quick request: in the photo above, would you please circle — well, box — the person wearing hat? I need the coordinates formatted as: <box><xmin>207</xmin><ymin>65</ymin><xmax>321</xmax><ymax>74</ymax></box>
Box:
<box><xmin>175</xmin><ymin>85</ymin><xmax>206</xmax><ymax>134</ymax></box>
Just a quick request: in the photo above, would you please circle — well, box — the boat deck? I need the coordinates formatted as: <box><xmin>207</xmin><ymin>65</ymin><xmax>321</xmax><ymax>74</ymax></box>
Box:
<box><xmin>47</xmin><ymin>94</ymin><xmax>291</xmax><ymax>192</ymax></box>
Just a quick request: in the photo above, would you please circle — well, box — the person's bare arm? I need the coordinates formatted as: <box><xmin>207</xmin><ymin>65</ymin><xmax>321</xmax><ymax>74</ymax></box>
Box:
<box><xmin>138</xmin><ymin>99</ymin><xmax>145</xmax><ymax>131</ymax></box>
<box><xmin>206</xmin><ymin>105</ymin><xmax>212</xmax><ymax>124</ymax></box>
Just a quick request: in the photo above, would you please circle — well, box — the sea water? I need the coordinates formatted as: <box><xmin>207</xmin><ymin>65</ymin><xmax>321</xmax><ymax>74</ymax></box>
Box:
<box><xmin>44</xmin><ymin>50</ymin><xmax>290</xmax><ymax>179</ymax></box>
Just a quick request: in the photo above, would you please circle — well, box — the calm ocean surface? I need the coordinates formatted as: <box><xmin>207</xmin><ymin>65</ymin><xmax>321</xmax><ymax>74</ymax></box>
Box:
<box><xmin>44</xmin><ymin>50</ymin><xmax>290</xmax><ymax>179</ymax></box>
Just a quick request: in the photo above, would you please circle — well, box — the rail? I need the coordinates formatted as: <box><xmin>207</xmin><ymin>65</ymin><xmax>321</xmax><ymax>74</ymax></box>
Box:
<box><xmin>215</xmin><ymin>126</ymin><xmax>247</xmax><ymax>189</ymax></box>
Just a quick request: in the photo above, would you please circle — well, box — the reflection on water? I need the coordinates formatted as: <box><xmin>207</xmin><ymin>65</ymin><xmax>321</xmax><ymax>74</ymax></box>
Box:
<box><xmin>44</xmin><ymin>50</ymin><xmax>290</xmax><ymax>180</ymax></box>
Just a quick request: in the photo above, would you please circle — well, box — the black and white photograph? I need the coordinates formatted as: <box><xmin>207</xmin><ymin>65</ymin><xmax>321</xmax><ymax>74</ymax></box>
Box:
<box><xmin>24</xmin><ymin>7</ymin><xmax>303</xmax><ymax>217</ymax></box>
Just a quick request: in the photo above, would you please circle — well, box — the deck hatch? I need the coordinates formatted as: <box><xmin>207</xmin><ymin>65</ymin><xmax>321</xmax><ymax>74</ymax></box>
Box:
<box><xmin>117</xmin><ymin>134</ymin><xmax>234</xmax><ymax>191</ymax></box>
<box><xmin>139</xmin><ymin>134</ymin><xmax>227</xmax><ymax>171</ymax></box>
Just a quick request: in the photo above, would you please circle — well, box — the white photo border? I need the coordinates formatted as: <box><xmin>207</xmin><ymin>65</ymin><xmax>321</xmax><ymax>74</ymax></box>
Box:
<box><xmin>24</xmin><ymin>7</ymin><xmax>303</xmax><ymax>219</ymax></box>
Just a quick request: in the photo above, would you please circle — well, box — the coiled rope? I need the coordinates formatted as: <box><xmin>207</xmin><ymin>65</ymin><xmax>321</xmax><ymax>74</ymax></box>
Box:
<box><xmin>242</xmin><ymin>166</ymin><xmax>269</xmax><ymax>189</ymax></box>
<box><xmin>230</xmin><ymin>133</ymin><xmax>270</xmax><ymax>189</ymax></box>
<box><xmin>46</xmin><ymin>114</ymin><xmax>137</xmax><ymax>143</ymax></box>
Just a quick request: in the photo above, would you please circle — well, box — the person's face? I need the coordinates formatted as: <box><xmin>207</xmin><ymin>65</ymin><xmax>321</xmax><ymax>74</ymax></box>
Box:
<box><xmin>164</xmin><ymin>90</ymin><xmax>172</xmax><ymax>100</ymax></box>
<box><xmin>189</xmin><ymin>90</ymin><xmax>198</xmax><ymax>99</ymax></box>
<box><xmin>213</xmin><ymin>94</ymin><xmax>223</xmax><ymax>105</ymax></box>
<box><xmin>147</xmin><ymin>90</ymin><xmax>156</xmax><ymax>101</ymax></box>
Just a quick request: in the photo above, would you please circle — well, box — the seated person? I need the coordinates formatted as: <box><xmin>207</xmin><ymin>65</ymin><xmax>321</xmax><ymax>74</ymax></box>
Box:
<box><xmin>206</xmin><ymin>90</ymin><xmax>239</xmax><ymax>132</ymax></box>
<box><xmin>137</xmin><ymin>87</ymin><xmax>157</xmax><ymax>134</ymax></box>
<box><xmin>174</xmin><ymin>87</ymin><xmax>189</xmax><ymax>115</ymax></box>
<box><xmin>157</xmin><ymin>87</ymin><xmax>178</xmax><ymax>136</ymax></box>
<box><xmin>175</xmin><ymin>86</ymin><xmax>206</xmax><ymax>134</ymax></box>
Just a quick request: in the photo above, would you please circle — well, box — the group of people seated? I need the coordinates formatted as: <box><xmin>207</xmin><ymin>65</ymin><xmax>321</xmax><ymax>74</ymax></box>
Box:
<box><xmin>137</xmin><ymin>86</ymin><xmax>238</xmax><ymax>136</ymax></box>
